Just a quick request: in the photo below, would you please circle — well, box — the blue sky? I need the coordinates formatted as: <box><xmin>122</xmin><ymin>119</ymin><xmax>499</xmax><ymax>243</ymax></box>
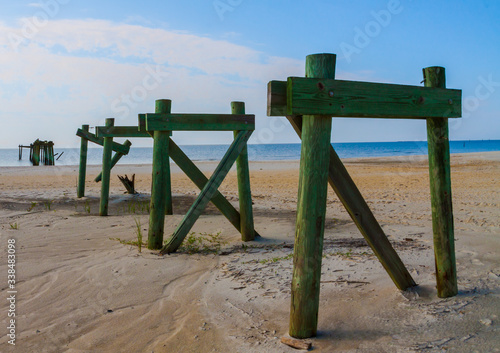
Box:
<box><xmin>1</xmin><ymin>0</ymin><xmax>499</xmax><ymax>148</ymax></box>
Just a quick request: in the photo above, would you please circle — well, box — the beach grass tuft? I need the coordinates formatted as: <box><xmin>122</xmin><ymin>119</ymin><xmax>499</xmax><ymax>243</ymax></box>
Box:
<box><xmin>177</xmin><ymin>231</ymin><xmax>226</xmax><ymax>254</ymax></box>
<box><xmin>134</xmin><ymin>218</ymin><xmax>143</xmax><ymax>253</ymax></box>
<box><xmin>27</xmin><ymin>202</ymin><xmax>37</xmax><ymax>212</ymax></box>
<box><xmin>44</xmin><ymin>199</ymin><xmax>54</xmax><ymax>211</ymax></box>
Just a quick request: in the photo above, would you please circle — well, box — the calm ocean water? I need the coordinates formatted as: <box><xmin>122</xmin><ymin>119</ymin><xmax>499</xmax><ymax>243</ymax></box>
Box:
<box><xmin>1</xmin><ymin>140</ymin><xmax>499</xmax><ymax>167</ymax></box>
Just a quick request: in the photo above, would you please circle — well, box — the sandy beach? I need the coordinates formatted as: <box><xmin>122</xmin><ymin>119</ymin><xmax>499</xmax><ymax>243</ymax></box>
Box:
<box><xmin>0</xmin><ymin>152</ymin><xmax>499</xmax><ymax>352</ymax></box>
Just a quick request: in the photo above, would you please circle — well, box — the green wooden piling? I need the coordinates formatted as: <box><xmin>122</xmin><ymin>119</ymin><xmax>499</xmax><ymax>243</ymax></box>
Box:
<box><xmin>289</xmin><ymin>54</ymin><xmax>336</xmax><ymax>339</ymax></box>
<box><xmin>148</xmin><ymin>99</ymin><xmax>173</xmax><ymax>249</ymax></box>
<box><xmin>423</xmin><ymin>66</ymin><xmax>458</xmax><ymax>298</ymax></box>
<box><xmin>48</xmin><ymin>141</ymin><xmax>55</xmax><ymax>165</ymax></box>
<box><xmin>32</xmin><ymin>141</ymin><xmax>40</xmax><ymax>166</ymax></box>
<box><xmin>77</xmin><ymin>125</ymin><xmax>89</xmax><ymax>198</ymax></box>
<box><xmin>94</xmin><ymin>140</ymin><xmax>132</xmax><ymax>182</ymax></box>
<box><xmin>99</xmin><ymin>119</ymin><xmax>114</xmax><ymax>216</ymax></box>
<box><xmin>231</xmin><ymin>101</ymin><xmax>255</xmax><ymax>241</ymax></box>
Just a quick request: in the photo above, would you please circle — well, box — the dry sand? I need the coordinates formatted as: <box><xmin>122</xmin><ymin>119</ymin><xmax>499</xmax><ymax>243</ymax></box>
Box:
<box><xmin>0</xmin><ymin>152</ymin><xmax>499</xmax><ymax>352</ymax></box>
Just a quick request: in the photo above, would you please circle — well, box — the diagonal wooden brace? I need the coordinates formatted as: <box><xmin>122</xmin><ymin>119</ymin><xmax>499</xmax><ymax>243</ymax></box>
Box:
<box><xmin>95</xmin><ymin>140</ymin><xmax>132</xmax><ymax>182</ymax></box>
<box><xmin>168</xmin><ymin>138</ymin><xmax>260</xmax><ymax>239</ymax></box>
<box><xmin>161</xmin><ymin>130</ymin><xmax>253</xmax><ymax>254</ymax></box>
<box><xmin>287</xmin><ymin>115</ymin><xmax>416</xmax><ymax>291</ymax></box>
<box><xmin>76</xmin><ymin>128</ymin><xmax>131</xmax><ymax>155</ymax></box>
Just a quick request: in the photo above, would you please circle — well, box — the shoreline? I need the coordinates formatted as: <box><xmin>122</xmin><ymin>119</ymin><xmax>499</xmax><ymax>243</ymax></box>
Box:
<box><xmin>0</xmin><ymin>151</ymin><xmax>499</xmax><ymax>173</ymax></box>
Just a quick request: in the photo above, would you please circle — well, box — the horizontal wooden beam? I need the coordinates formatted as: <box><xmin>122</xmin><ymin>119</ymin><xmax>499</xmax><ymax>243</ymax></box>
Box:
<box><xmin>138</xmin><ymin>114</ymin><xmax>164</xmax><ymax>137</ymax></box>
<box><xmin>145</xmin><ymin>113</ymin><xmax>255</xmax><ymax>131</ymax></box>
<box><xmin>96</xmin><ymin>126</ymin><xmax>151</xmax><ymax>138</ymax></box>
<box><xmin>267</xmin><ymin>80</ymin><xmax>288</xmax><ymax>116</ymax></box>
<box><xmin>76</xmin><ymin>128</ymin><xmax>130</xmax><ymax>155</ymax></box>
<box><xmin>268</xmin><ymin>78</ymin><xmax>462</xmax><ymax>119</ymax></box>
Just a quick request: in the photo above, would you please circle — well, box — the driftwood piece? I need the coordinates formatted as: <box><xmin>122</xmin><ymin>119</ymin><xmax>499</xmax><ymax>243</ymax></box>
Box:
<box><xmin>117</xmin><ymin>174</ymin><xmax>136</xmax><ymax>194</ymax></box>
<box><xmin>280</xmin><ymin>336</ymin><xmax>312</xmax><ymax>350</ymax></box>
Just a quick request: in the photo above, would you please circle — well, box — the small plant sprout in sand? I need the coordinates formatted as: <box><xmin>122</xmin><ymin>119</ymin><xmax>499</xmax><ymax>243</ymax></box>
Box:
<box><xmin>84</xmin><ymin>200</ymin><xmax>91</xmax><ymax>214</ymax></box>
<box><xmin>134</xmin><ymin>218</ymin><xmax>143</xmax><ymax>253</ymax></box>
<box><xmin>27</xmin><ymin>202</ymin><xmax>37</xmax><ymax>212</ymax></box>
<box><xmin>108</xmin><ymin>218</ymin><xmax>147</xmax><ymax>253</ymax></box>
<box><xmin>44</xmin><ymin>199</ymin><xmax>54</xmax><ymax>211</ymax></box>
<box><xmin>10</xmin><ymin>223</ymin><xmax>19</xmax><ymax>230</ymax></box>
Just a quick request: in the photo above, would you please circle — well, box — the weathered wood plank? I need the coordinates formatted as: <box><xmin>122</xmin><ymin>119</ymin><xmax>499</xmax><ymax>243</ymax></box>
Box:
<box><xmin>290</xmin><ymin>53</ymin><xmax>336</xmax><ymax>339</ymax></box>
<box><xmin>77</xmin><ymin>125</ymin><xmax>89</xmax><ymax>198</ymax></box>
<box><xmin>99</xmin><ymin>118</ymin><xmax>114</xmax><ymax>216</ymax></box>
<box><xmin>424</xmin><ymin>66</ymin><xmax>458</xmax><ymax>298</ymax></box>
<box><xmin>148</xmin><ymin>100</ymin><xmax>173</xmax><ymax>250</ymax></box>
<box><xmin>268</xmin><ymin>78</ymin><xmax>461</xmax><ymax>119</ymax></box>
<box><xmin>232</xmin><ymin>102</ymin><xmax>255</xmax><ymax>241</ymax></box>
<box><xmin>76</xmin><ymin>128</ymin><xmax>130</xmax><ymax>155</ymax></box>
<box><xmin>145</xmin><ymin>113</ymin><xmax>255</xmax><ymax>131</ymax></box>
<box><xmin>160</xmin><ymin>130</ymin><xmax>253</xmax><ymax>254</ymax></box>
<box><xmin>96</xmin><ymin>126</ymin><xmax>150</xmax><ymax>138</ymax></box>
<box><xmin>267</xmin><ymin>80</ymin><xmax>288</xmax><ymax>116</ymax></box>
<box><xmin>287</xmin><ymin>115</ymin><xmax>416</xmax><ymax>291</ymax></box>
<box><xmin>287</xmin><ymin>77</ymin><xmax>461</xmax><ymax>118</ymax></box>
<box><xmin>138</xmin><ymin>114</ymin><xmax>155</xmax><ymax>137</ymax></box>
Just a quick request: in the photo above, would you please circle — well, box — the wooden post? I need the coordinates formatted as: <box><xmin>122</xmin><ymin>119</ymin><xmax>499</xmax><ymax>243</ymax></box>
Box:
<box><xmin>48</xmin><ymin>142</ymin><xmax>54</xmax><ymax>165</ymax></box>
<box><xmin>40</xmin><ymin>144</ymin><xmax>44</xmax><ymax>165</ymax></box>
<box><xmin>99</xmin><ymin>119</ymin><xmax>114</xmax><ymax>216</ymax></box>
<box><xmin>32</xmin><ymin>141</ymin><xmax>40</xmax><ymax>166</ymax></box>
<box><xmin>77</xmin><ymin>125</ymin><xmax>89</xmax><ymax>198</ymax></box>
<box><xmin>148</xmin><ymin>99</ymin><xmax>173</xmax><ymax>249</ymax></box>
<box><xmin>231</xmin><ymin>101</ymin><xmax>255</xmax><ymax>241</ymax></box>
<box><xmin>423</xmin><ymin>66</ymin><xmax>458</xmax><ymax>298</ymax></box>
<box><xmin>290</xmin><ymin>54</ymin><xmax>335</xmax><ymax>338</ymax></box>
<box><xmin>94</xmin><ymin>140</ymin><xmax>132</xmax><ymax>182</ymax></box>
<box><xmin>44</xmin><ymin>143</ymin><xmax>48</xmax><ymax>165</ymax></box>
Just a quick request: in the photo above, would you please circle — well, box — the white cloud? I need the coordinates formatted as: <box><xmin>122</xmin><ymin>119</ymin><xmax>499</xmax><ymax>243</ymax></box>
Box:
<box><xmin>0</xmin><ymin>19</ymin><xmax>305</xmax><ymax>148</ymax></box>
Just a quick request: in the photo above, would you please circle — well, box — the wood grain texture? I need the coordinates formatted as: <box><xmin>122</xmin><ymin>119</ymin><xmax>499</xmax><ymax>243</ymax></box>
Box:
<box><xmin>424</xmin><ymin>66</ymin><xmax>458</xmax><ymax>298</ymax></box>
<box><xmin>99</xmin><ymin>118</ymin><xmax>114</xmax><ymax>216</ymax></box>
<box><xmin>145</xmin><ymin>113</ymin><xmax>255</xmax><ymax>131</ymax></box>
<box><xmin>232</xmin><ymin>101</ymin><xmax>255</xmax><ymax>241</ymax></box>
<box><xmin>290</xmin><ymin>53</ymin><xmax>335</xmax><ymax>339</ymax></box>
<box><xmin>160</xmin><ymin>130</ymin><xmax>252</xmax><ymax>254</ymax></box>
<box><xmin>138</xmin><ymin>114</ymin><xmax>157</xmax><ymax>137</ymax></box>
<box><xmin>148</xmin><ymin>100</ymin><xmax>173</xmax><ymax>250</ymax></box>
<box><xmin>77</xmin><ymin>125</ymin><xmax>89</xmax><ymax>198</ymax></box>
<box><xmin>267</xmin><ymin>80</ymin><xmax>288</xmax><ymax>116</ymax></box>
<box><xmin>268</xmin><ymin>78</ymin><xmax>461</xmax><ymax>119</ymax></box>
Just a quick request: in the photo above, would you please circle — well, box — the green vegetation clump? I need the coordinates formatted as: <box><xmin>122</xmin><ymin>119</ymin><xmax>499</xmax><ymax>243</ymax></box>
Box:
<box><xmin>44</xmin><ymin>199</ymin><xmax>54</xmax><ymax>211</ymax></box>
<box><xmin>258</xmin><ymin>253</ymin><xmax>294</xmax><ymax>264</ymax></box>
<box><xmin>177</xmin><ymin>231</ymin><xmax>226</xmax><ymax>254</ymax></box>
